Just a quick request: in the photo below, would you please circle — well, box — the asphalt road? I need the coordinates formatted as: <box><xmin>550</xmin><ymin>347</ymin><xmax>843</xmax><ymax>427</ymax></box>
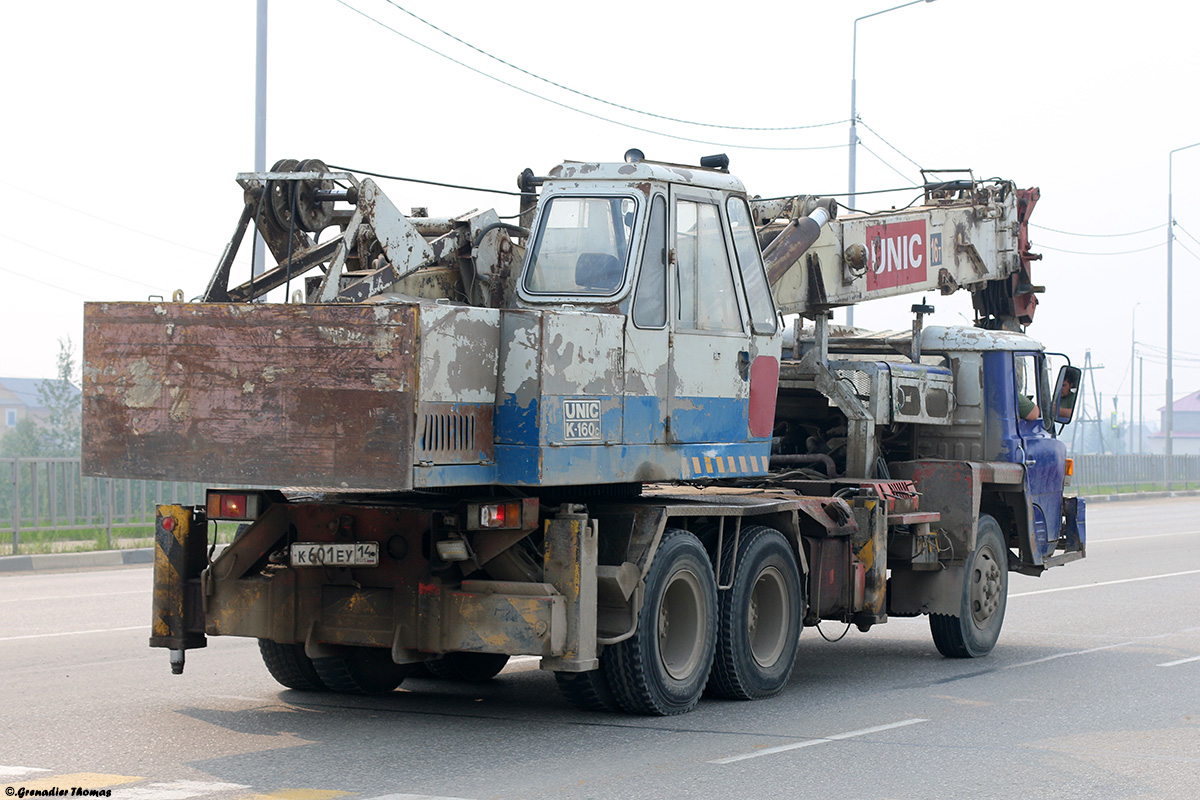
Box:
<box><xmin>2</xmin><ymin>497</ymin><xmax>1198</xmax><ymax>800</ymax></box>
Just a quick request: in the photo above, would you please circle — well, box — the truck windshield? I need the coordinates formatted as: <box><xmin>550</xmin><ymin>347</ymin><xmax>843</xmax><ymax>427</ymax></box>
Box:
<box><xmin>524</xmin><ymin>196</ymin><xmax>636</xmax><ymax>295</ymax></box>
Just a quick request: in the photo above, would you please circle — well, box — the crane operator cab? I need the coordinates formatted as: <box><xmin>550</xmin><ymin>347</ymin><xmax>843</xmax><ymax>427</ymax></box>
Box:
<box><xmin>511</xmin><ymin>157</ymin><xmax>783</xmax><ymax>485</ymax></box>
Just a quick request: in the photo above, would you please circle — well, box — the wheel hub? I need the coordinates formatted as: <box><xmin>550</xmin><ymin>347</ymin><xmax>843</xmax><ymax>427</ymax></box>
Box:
<box><xmin>658</xmin><ymin>568</ymin><xmax>705</xmax><ymax>681</ymax></box>
<box><xmin>970</xmin><ymin>545</ymin><xmax>1003</xmax><ymax>627</ymax></box>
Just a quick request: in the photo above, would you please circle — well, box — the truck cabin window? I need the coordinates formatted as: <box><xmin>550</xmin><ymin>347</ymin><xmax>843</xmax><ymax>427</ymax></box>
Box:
<box><xmin>632</xmin><ymin>195</ymin><xmax>667</xmax><ymax>328</ymax></box>
<box><xmin>1015</xmin><ymin>353</ymin><xmax>1042</xmax><ymax>423</ymax></box>
<box><xmin>524</xmin><ymin>196</ymin><xmax>636</xmax><ymax>295</ymax></box>
<box><xmin>726</xmin><ymin>196</ymin><xmax>777</xmax><ymax>335</ymax></box>
<box><xmin>675</xmin><ymin>200</ymin><xmax>743</xmax><ymax>332</ymax></box>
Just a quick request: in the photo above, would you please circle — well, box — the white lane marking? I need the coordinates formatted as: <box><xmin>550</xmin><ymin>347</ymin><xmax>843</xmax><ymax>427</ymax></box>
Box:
<box><xmin>709</xmin><ymin>718</ymin><xmax>929</xmax><ymax>764</ymax></box>
<box><xmin>1002</xmin><ymin>640</ymin><xmax>1138</xmax><ymax>669</ymax></box>
<box><xmin>119</xmin><ymin>781</ymin><xmax>249</xmax><ymax>800</ymax></box>
<box><xmin>361</xmin><ymin>794</ymin><xmax>476</xmax><ymax>800</ymax></box>
<box><xmin>999</xmin><ymin>627</ymin><xmax>1200</xmax><ymax>670</ymax></box>
<box><xmin>0</xmin><ymin>625</ymin><xmax>146</xmax><ymax>642</ymax></box>
<box><xmin>0</xmin><ymin>766</ymin><xmax>50</xmax><ymax>777</ymax></box>
<box><xmin>1010</xmin><ymin>568</ymin><xmax>1200</xmax><ymax>597</ymax></box>
<box><xmin>1089</xmin><ymin>530</ymin><xmax>1200</xmax><ymax>544</ymax></box>
<box><xmin>0</xmin><ymin>590</ymin><xmax>147</xmax><ymax>603</ymax></box>
<box><xmin>1158</xmin><ymin>655</ymin><xmax>1200</xmax><ymax>667</ymax></box>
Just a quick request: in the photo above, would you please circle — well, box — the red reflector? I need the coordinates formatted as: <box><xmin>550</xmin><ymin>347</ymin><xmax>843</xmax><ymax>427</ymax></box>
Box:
<box><xmin>221</xmin><ymin>494</ymin><xmax>247</xmax><ymax>519</ymax></box>
<box><xmin>162</xmin><ymin>517</ymin><xmax>175</xmax><ymax>531</ymax></box>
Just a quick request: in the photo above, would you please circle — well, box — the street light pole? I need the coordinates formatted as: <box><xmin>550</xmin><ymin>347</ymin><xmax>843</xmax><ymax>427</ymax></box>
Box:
<box><xmin>1130</xmin><ymin>302</ymin><xmax>1139</xmax><ymax>453</ymax></box>
<box><xmin>253</xmin><ymin>0</ymin><xmax>268</xmax><ymax>279</ymax></box>
<box><xmin>847</xmin><ymin>0</ymin><xmax>936</xmax><ymax>328</ymax></box>
<box><xmin>1166</xmin><ymin>141</ymin><xmax>1200</xmax><ymax>483</ymax></box>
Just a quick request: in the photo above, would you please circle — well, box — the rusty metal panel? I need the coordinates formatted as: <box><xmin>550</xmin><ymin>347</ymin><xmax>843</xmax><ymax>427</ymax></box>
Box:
<box><xmin>416</xmin><ymin>303</ymin><xmax>500</xmax><ymax>404</ymax></box>
<box><xmin>83</xmin><ymin>302</ymin><xmax>418</xmax><ymax>490</ymax></box>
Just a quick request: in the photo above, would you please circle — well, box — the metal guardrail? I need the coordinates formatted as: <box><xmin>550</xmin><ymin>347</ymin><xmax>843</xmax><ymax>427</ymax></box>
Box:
<box><xmin>2</xmin><ymin>458</ymin><xmax>203</xmax><ymax>554</ymax></box>
<box><xmin>1071</xmin><ymin>453</ymin><xmax>1200</xmax><ymax>493</ymax></box>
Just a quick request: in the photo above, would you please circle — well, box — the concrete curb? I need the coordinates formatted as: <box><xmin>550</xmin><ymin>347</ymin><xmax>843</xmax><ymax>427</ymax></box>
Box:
<box><xmin>0</xmin><ymin>547</ymin><xmax>153</xmax><ymax>573</ymax></box>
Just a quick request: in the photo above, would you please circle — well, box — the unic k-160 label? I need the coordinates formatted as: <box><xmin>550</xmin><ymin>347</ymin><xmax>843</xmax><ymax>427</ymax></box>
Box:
<box><xmin>563</xmin><ymin>398</ymin><xmax>602</xmax><ymax>442</ymax></box>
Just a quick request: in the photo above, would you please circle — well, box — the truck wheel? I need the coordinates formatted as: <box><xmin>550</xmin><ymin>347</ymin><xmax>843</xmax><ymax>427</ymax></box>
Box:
<box><xmin>257</xmin><ymin>639</ymin><xmax>328</xmax><ymax>692</ymax></box>
<box><xmin>708</xmin><ymin>526</ymin><xmax>802</xmax><ymax>700</ymax></box>
<box><xmin>424</xmin><ymin>652</ymin><xmax>510</xmax><ymax>682</ymax></box>
<box><xmin>554</xmin><ymin>668</ymin><xmax>619</xmax><ymax>712</ymax></box>
<box><xmin>312</xmin><ymin>646</ymin><xmax>410</xmax><ymax>694</ymax></box>
<box><xmin>930</xmin><ymin>514</ymin><xmax>1009</xmax><ymax>658</ymax></box>
<box><xmin>603</xmin><ymin>529</ymin><xmax>717</xmax><ymax>716</ymax></box>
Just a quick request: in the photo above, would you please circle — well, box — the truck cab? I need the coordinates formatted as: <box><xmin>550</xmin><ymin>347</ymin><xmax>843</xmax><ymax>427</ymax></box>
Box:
<box><xmin>500</xmin><ymin>160</ymin><xmax>784</xmax><ymax>484</ymax></box>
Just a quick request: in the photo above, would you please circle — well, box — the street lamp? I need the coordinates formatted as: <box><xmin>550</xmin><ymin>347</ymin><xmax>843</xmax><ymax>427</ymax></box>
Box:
<box><xmin>1130</xmin><ymin>301</ymin><xmax>1139</xmax><ymax>453</ymax></box>
<box><xmin>1166</xmin><ymin>141</ymin><xmax>1200</xmax><ymax>478</ymax></box>
<box><xmin>847</xmin><ymin>0</ymin><xmax>937</xmax><ymax>327</ymax></box>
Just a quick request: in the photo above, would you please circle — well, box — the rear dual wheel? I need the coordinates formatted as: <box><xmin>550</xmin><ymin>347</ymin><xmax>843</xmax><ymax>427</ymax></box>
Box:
<box><xmin>708</xmin><ymin>526</ymin><xmax>802</xmax><ymax>700</ymax></box>
<box><xmin>603</xmin><ymin>529</ymin><xmax>718</xmax><ymax>716</ymax></box>
<box><xmin>311</xmin><ymin>646</ymin><xmax>410</xmax><ymax>694</ymax></box>
<box><xmin>258</xmin><ymin>639</ymin><xmax>328</xmax><ymax>692</ymax></box>
<box><xmin>424</xmin><ymin>652</ymin><xmax>511</xmax><ymax>682</ymax></box>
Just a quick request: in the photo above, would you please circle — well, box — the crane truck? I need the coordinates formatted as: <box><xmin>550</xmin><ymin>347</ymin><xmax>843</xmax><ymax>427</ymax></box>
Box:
<box><xmin>81</xmin><ymin>153</ymin><xmax>1085</xmax><ymax>715</ymax></box>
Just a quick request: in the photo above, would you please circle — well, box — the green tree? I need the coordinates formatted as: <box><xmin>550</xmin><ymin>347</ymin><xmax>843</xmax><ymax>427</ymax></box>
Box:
<box><xmin>37</xmin><ymin>337</ymin><xmax>82</xmax><ymax>457</ymax></box>
<box><xmin>0</xmin><ymin>417</ymin><xmax>44</xmax><ymax>458</ymax></box>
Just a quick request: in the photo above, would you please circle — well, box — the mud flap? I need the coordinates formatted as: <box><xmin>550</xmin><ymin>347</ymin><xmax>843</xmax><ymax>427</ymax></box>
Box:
<box><xmin>150</xmin><ymin>504</ymin><xmax>208</xmax><ymax>672</ymax></box>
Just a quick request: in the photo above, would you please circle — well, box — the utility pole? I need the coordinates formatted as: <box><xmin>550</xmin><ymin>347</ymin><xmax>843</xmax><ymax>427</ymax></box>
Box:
<box><xmin>1072</xmin><ymin>351</ymin><xmax>1106</xmax><ymax>454</ymax></box>
<box><xmin>1130</xmin><ymin>303</ymin><xmax>1139</xmax><ymax>453</ymax></box>
<box><xmin>253</xmin><ymin>0</ymin><xmax>268</xmax><ymax>278</ymax></box>
<box><xmin>1138</xmin><ymin>356</ymin><xmax>1143</xmax><ymax>454</ymax></box>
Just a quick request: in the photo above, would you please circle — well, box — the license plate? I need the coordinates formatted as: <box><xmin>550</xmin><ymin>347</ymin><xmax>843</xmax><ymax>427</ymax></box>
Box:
<box><xmin>291</xmin><ymin>542</ymin><xmax>379</xmax><ymax>567</ymax></box>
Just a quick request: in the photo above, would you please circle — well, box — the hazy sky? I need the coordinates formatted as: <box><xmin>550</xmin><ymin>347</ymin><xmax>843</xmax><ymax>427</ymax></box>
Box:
<box><xmin>3</xmin><ymin>1</ymin><xmax>1199</xmax><ymax>431</ymax></box>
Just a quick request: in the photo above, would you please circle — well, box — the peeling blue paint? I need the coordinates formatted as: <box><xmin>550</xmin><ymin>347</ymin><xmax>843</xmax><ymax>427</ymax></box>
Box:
<box><xmin>669</xmin><ymin>396</ymin><xmax>752</xmax><ymax>443</ymax></box>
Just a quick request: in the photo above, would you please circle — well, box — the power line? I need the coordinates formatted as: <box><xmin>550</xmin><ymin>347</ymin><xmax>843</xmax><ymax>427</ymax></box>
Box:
<box><xmin>1036</xmin><ymin>240</ymin><xmax>1166</xmax><ymax>256</ymax></box>
<box><xmin>335</xmin><ymin>0</ymin><xmax>849</xmax><ymax>152</ymax></box>
<box><xmin>381</xmin><ymin>0</ymin><xmax>848</xmax><ymax>134</ymax></box>
<box><xmin>856</xmin><ymin>119</ymin><xmax>924</xmax><ymax>171</ymax></box>
<box><xmin>1178</xmin><ymin>238</ymin><xmax>1200</xmax><ymax>262</ymax></box>
<box><xmin>328</xmin><ymin>164</ymin><xmax>530</xmax><ymax>197</ymax></box>
<box><xmin>0</xmin><ymin>179</ymin><xmax>220</xmax><ymax>257</ymax></box>
<box><xmin>857</xmin><ymin>140</ymin><xmax>918</xmax><ymax>186</ymax></box>
<box><xmin>0</xmin><ymin>232</ymin><xmax>164</xmax><ymax>292</ymax></box>
<box><xmin>755</xmin><ymin>183</ymin><xmax>923</xmax><ymax>201</ymax></box>
<box><xmin>1030</xmin><ymin>221</ymin><xmax>1163</xmax><ymax>238</ymax></box>
<box><xmin>1176</xmin><ymin>221</ymin><xmax>1200</xmax><ymax>247</ymax></box>
<box><xmin>0</xmin><ymin>263</ymin><xmax>95</xmax><ymax>300</ymax></box>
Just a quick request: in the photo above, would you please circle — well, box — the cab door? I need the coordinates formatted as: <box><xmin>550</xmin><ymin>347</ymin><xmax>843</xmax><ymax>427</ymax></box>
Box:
<box><xmin>666</xmin><ymin>189</ymin><xmax>752</xmax><ymax>444</ymax></box>
<box><xmin>1015</xmin><ymin>351</ymin><xmax>1067</xmax><ymax>556</ymax></box>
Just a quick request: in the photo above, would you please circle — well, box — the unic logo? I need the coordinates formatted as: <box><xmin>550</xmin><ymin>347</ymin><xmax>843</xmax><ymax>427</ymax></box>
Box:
<box><xmin>563</xmin><ymin>398</ymin><xmax>602</xmax><ymax>442</ymax></box>
<box><xmin>865</xmin><ymin>220</ymin><xmax>927</xmax><ymax>290</ymax></box>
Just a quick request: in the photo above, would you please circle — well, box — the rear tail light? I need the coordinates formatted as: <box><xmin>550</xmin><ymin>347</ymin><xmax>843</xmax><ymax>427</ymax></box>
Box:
<box><xmin>467</xmin><ymin>498</ymin><xmax>537</xmax><ymax>531</ymax></box>
<box><xmin>206</xmin><ymin>490</ymin><xmax>264</xmax><ymax>521</ymax></box>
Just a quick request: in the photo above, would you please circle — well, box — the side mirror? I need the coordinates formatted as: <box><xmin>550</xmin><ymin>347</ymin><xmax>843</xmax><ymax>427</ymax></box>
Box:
<box><xmin>1052</xmin><ymin>365</ymin><xmax>1081</xmax><ymax>424</ymax></box>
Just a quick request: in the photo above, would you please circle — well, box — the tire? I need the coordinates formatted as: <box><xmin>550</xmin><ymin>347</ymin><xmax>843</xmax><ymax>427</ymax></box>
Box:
<box><xmin>603</xmin><ymin>529</ymin><xmax>718</xmax><ymax>716</ymax></box>
<box><xmin>257</xmin><ymin>639</ymin><xmax>329</xmax><ymax>692</ymax></box>
<box><xmin>554</xmin><ymin>668</ymin><xmax>619</xmax><ymax>712</ymax></box>
<box><xmin>930</xmin><ymin>514</ymin><xmax>1009</xmax><ymax>658</ymax></box>
<box><xmin>312</xmin><ymin>646</ymin><xmax>410</xmax><ymax>694</ymax></box>
<box><xmin>708</xmin><ymin>526</ymin><xmax>802</xmax><ymax>700</ymax></box>
<box><xmin>424</xmin><ymin>652</ymin><xmax>511</xmax><ymax>682</ymax></box>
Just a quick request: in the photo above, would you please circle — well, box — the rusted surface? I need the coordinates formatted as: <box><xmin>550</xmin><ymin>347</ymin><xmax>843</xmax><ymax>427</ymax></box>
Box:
<box><xmin>83</xmin><ymin>302</ymin><xmax>417</xmax><ymax>490</ymax></box>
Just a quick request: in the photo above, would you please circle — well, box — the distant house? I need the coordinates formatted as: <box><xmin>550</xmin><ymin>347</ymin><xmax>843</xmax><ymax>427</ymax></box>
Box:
<box><xmin>1147</xmin><ymin>389</ymin><xmax>1200</xmax><ymax>456</ymax></box>
<box><xmin>0</xmin><ymin>377</ymin><xmax>80</xmax><ymax>431</ymax></box>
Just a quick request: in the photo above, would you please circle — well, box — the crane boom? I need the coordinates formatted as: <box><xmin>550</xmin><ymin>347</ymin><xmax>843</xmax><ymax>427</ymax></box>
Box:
<box><xmin>755</xmin><ymin>172</ymin><xmax>1042</xmax><ymax>331</ymax></box>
